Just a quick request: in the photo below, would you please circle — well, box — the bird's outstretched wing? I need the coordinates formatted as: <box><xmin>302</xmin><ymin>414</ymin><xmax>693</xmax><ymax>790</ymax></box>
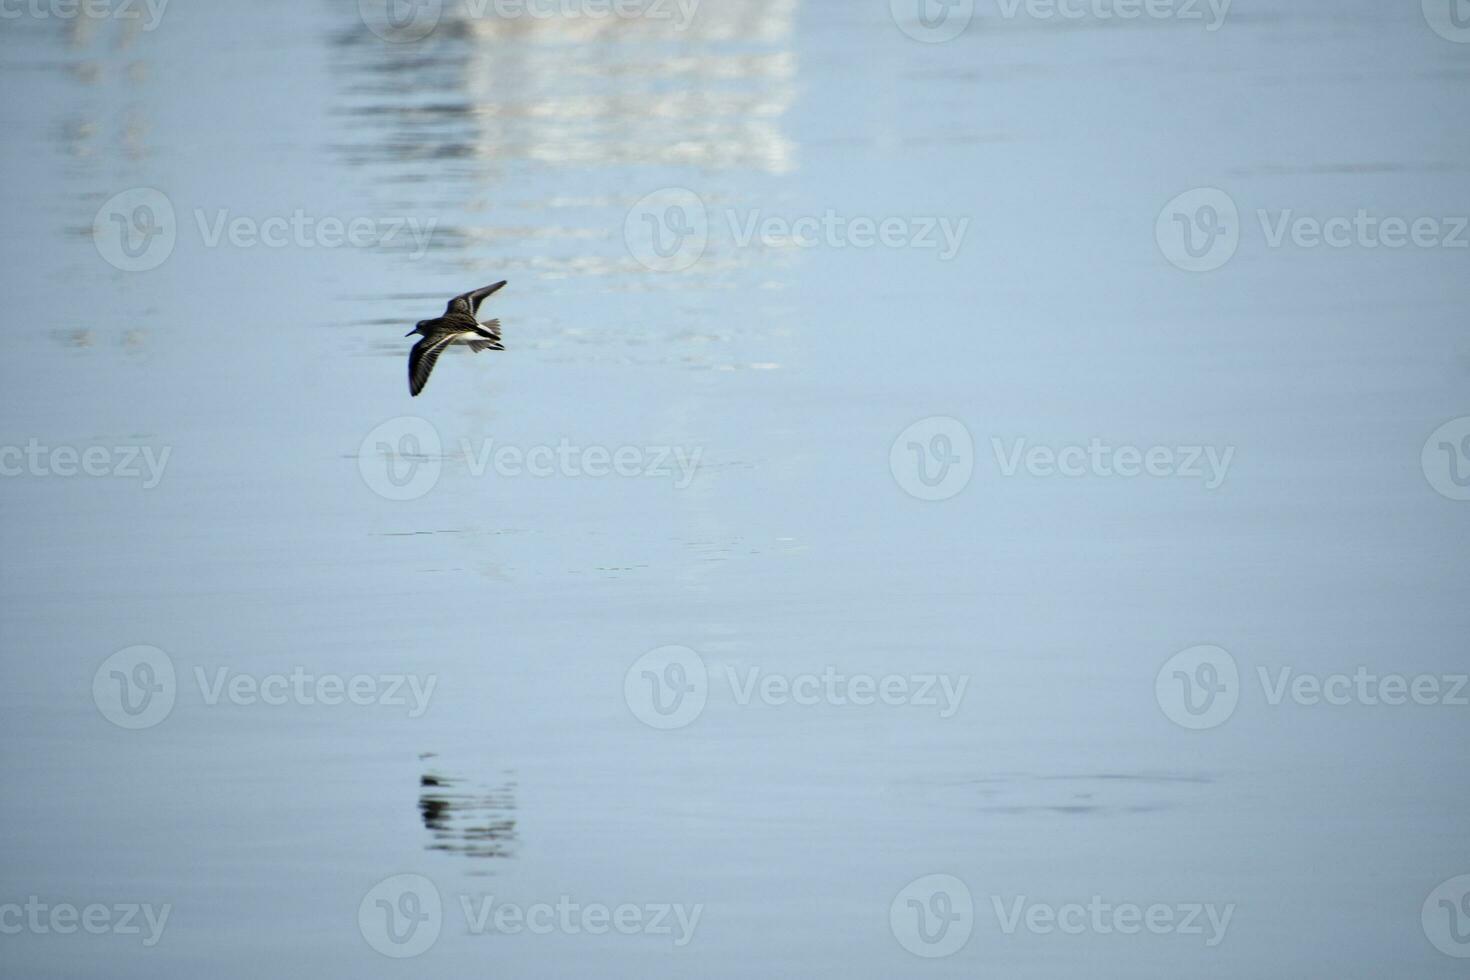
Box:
<box><xmin>444</xmin><ymin>280</ymin><xmax>508</xmax><ymax>318</ymax></box>
<box><xmin>408</xmin><ymin>333</ymin><xmax>459</xmax><ymax>397</ymax></box>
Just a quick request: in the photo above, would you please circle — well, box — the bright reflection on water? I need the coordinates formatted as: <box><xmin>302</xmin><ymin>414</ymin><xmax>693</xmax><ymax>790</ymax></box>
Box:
<box><xmin>0</xmin><ymin>0</ymin><xmax>1468</xmax><ymax>976</ymax></box>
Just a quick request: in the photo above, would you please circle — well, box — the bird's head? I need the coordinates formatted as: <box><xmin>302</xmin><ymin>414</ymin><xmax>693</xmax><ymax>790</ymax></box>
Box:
<box><xmin>405</xmin><ymin>320</ymin><xmax>427</xmax><ymax>337</ymax></box>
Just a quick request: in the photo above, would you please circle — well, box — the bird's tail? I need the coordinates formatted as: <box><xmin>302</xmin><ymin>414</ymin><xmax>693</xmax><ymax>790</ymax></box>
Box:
<box><xmin>468</xmin><ymin>319</ymin><xmax>503</xmax><ymax>352</ymax></box>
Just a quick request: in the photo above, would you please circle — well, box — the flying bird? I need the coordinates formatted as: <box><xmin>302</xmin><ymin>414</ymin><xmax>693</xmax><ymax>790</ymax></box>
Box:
<box><xmin>404</xmin><ymin>281</ymin><xmax>508</xmax><ymax>396</ymax></box>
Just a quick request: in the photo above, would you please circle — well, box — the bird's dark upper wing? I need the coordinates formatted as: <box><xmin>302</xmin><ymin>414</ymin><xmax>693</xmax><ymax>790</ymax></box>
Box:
<box><xmin>444</xmin><ymin>280</ymin><xmax>508</xmax><ymax>318</ymax></box>
<box><xmin>408</xmin><ymin>333</ymin><xmax>459</xmax><ymax>397</ymax></box>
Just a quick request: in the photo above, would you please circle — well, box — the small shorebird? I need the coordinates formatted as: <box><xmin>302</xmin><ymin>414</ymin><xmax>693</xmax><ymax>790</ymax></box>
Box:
<box><xmin>404</xmin><ymin>281</ymin><xmax>508</xmax><ymax>396</ymax></box>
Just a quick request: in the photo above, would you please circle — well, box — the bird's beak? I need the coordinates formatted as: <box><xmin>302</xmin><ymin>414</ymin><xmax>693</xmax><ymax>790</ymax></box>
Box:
<box><xmin>404</xmin><ymin>329</ymin><xmax>416</xmax><ymax>337</ymax></box>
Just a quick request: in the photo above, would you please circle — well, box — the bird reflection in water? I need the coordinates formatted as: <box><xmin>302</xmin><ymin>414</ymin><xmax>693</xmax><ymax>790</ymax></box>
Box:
<box><xmin>419</xmin><ymin>761</ymin><xmax>519</xmax><ymax>861</ymax></box>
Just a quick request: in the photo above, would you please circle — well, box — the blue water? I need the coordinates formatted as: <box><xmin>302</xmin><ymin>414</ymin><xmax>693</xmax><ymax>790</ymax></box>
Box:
<box><xmin>1</xmin><ymin>0</ymin><xmax>1468</xmax><ymax>975</ymax></box>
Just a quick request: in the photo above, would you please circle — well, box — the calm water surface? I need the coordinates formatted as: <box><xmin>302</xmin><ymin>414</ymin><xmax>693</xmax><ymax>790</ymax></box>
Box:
<box><xmin>1</xmin><ymin>0</ymin><xmax>1468</xmax><ymax>976</ymax></box>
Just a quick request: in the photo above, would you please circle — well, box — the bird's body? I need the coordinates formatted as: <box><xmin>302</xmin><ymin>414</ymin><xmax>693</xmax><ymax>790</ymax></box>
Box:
<box><xmin>404</xmin><ymin>281</ymin><xmax>508</xmax><ymax>396</ymax></box>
